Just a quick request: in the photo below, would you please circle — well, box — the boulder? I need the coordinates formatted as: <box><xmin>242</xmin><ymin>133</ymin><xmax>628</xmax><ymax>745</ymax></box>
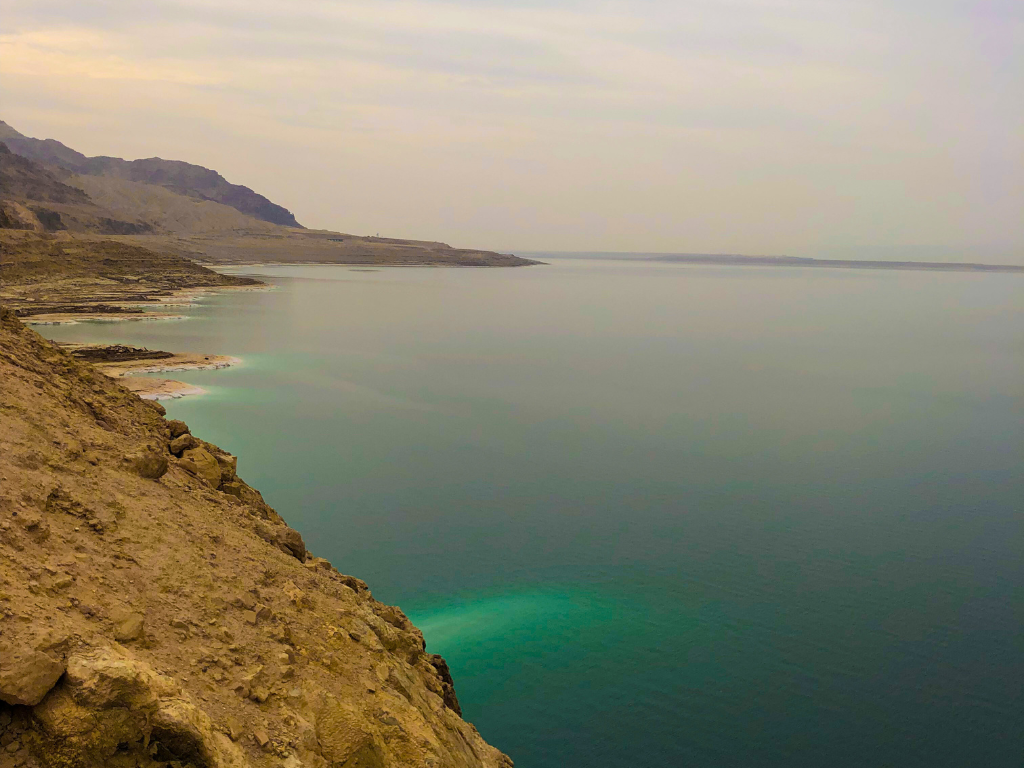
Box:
<box><xmin>0</xmin><ymin>646</ymin><xmax>66</xmax><ymax>706</ymax></box>
<box><xmin>127</xmin><ymin>449</ymin><xmax>169</xmax><ymax>480</ymax></box>
<box><xmin>276</xmin><ymin>526</ymin><xmax>307</xmax><ymax>562</ymax></box>
<box><xmin>114</xmin><ymin>613</ymin><xmax>145</xmax><ymax>643</ymax></box>
<box><xmin>179</xmin><ymin>447</ymin><xmax>222</xmax><ymax>488</ymax></box>
<box><xmin>220</xmin><ymin>480</ymin><xmax>245</xmax><ymax>500</ymax></box>
<box><xmin>215</xmin><ymin>452</ymin><xmax>238</xmax><ymax>482</ymax></box>
<box><xmin>166</xmin><ymin>419</ymin><xmax>190</xmax><ymax>438</ymax></box>
<box><xmin>168</xmin><ymin>433</ymin><xmax>198</xmax><ymax>456</ymax></box>
<box><xmin>150</xmin><ymin>699</ymin><xmax>219</xmax><ymax>766</ymax></box>
<box><xmin>254</xmin><ymin>522</ymin><xmax>306</xmax><ymax>561</ymax></box>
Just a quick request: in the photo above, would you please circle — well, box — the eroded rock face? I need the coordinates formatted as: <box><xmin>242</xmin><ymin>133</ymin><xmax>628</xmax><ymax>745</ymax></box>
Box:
<box><xmin>33</xmin><ymin>647</ymin><xmax>245</xmax><ymax>767</ymax></box>
<box><xmin>429</xmin><ymin>654</ymin><xmax>463</xmax><ymax>716</ymax></box>
<box><xmin>0</xmin><ymin>646</ymin><xmax>65</xmax><ymax>706</ymax></box>
<box><xmin>315</xmin><ymin>698</ymin><xmax>385</xmax><ymax>768</ymax></box>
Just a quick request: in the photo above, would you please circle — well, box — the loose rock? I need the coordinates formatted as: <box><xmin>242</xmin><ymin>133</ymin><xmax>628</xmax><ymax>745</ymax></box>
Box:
<box><xmin>114</xmin><ymin>612</ymin><xmax>145</xmax><ymax>642</ymax></box>
<box><xmin>225</xmin><ymin>715</ymin><xmax>244</xmax><ymax>741</ymax></box>
<box><xmin>0</xmin><ymin>646</ymin><xmax>66</xmax><ymax>706</ymax></box>
<box><xmin>127</xmin><ymin>449</ymin><xmax>169</xmax><ymax>480</ymax></box>
<box><xmin>215</xmin><ymin>452</ymin><xmax>238</xmax><ymax>482</ymax></box>
<box><xmin>169</xmin><ymin>433</ymin><xmax>198</xmax><ymax>456</ymax></box>
<box><xmin>179</xmin><ymin>447</ymin><xmax>222</xmax><ymax>488</ymax></box>
<box><xmin>275</xmin><ymin>526</ymin><xmax>307</xmax><ymax>562</ymax></box>
<box><xmin>167</xmin><ymin>419</ymin><xmax>190</xmax><ymax>438</ymax></box>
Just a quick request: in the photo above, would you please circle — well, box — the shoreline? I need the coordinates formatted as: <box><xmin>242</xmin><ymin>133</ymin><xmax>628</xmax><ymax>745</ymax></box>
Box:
<box><xmin>96</xmin><ymin>352</ymin><xmax>241</xmax><ymax>378</ymax></box>
<box><xmin>57</xmin><ymin>343</ymin><xmax>241</xmax><ymax>401</ymax></box>
<box><xmin>119</xmin><ymin>377</ymin><xmax>208</xmax><ymax>400</ymax></box>
<box><xmin>212</xmin><ymin>260</ymin><xmax>548</xmax><ymax>269</ymax></box>
<box><xmin>100</xmin><ymin>352</ymin><xmax>240</xmax><ymax>400</ymax></box>
<box><xmin>24</xmin><ymin>313</ymin><xmax>188</xmax><ymax>326</ymax></box>
<box><xmin>19</xmin><ymin>282</ymin><xmax>272</xmax><ymax>325</ymax></box>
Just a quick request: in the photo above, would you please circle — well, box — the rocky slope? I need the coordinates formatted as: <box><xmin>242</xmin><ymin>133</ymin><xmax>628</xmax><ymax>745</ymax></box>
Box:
<box><xmin>0</xmin><ymin>143</ymin><xmax>152</xmax><ymax>235</ymax></box>
<box><xmin>0</xmin><ymin>231</ymin><xmax>261</xmax><ymax>322</ymax></box>
<box><xmin>0</xmin><ymin>122</ymin><xmax>301</xmax><ymax>228</ymax></box>
<box><xmin>0</xmin><ymin>307</ymin><xmax>511</xmax><ymax>768</ymax></box>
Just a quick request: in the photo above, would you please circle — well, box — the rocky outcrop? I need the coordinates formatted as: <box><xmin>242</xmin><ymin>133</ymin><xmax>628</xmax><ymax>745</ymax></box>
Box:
<box><xmin>31</xmin><ymin>646</ymin><xmax>246</xmax><ymax>766</ymax></box>
<box><xmin>0</xmin><ymin>306</ymin><xmax>512</xmax><ymax>768</ymax></box>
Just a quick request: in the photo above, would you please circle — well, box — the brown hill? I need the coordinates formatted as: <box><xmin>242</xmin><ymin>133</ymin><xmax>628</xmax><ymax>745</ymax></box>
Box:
<box><xmin>0</xmin><ymin>121</ymin><xmax>301</xmax><ymax>228</ymax></box>
<box><xmin>0</xmin><ymin>306</ymin><xmax>511</xmax><ymax>767</ymax></box>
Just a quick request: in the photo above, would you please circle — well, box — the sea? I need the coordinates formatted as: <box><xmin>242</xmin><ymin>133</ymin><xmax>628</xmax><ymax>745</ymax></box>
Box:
<box><xmin>37</xmin><ymin>255</ymin><xmax>1023</xmax><ymax>767</ymax></box>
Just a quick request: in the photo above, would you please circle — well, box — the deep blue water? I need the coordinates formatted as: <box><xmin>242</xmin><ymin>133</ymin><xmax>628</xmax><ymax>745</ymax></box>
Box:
<box><xmin>39</xmin><ymin>256</ymin><xmax>1024</xmax><ymax>767</ymax></box>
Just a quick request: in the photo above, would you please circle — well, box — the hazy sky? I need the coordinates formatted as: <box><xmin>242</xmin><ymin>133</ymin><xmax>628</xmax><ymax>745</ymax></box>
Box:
<box><xmin>2</xmin><ymin>0</ymin><xmax>1022</xmax><ymax>259</ymax></box>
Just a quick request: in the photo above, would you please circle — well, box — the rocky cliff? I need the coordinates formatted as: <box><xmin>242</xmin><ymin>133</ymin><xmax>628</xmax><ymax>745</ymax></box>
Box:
<box><xmin>0</xmin><ymin>308</ymin><xmax>511</xmax><ymax>768</ymax></box>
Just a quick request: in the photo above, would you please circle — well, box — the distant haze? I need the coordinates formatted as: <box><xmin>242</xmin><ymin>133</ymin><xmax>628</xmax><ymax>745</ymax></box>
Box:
<box><xmin>2</xmin><ymin>1</ymin><xmax>1022</xmax><ymax>262</ymax></box>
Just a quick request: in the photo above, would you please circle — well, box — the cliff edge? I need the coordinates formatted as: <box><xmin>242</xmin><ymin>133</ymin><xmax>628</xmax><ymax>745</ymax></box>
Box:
<box><xmin>0</xmin><ymin>308</ymin><xmax>511</xmax><ymax>768</ymax></box>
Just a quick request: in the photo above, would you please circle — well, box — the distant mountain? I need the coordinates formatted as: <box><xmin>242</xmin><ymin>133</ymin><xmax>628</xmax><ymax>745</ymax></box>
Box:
<box><xmin>0</xmin><ymin>141</ymin><xmax>154</xmax><ymax>233</ymax></box>
<box><xmin>0</xmin><ymin>121</ymin><xmax>535</xmax><ymax>266</ymax></box>
<box><xmin>0</xmin><ymin>121</ymin><xmax>302</xmax><ymax>228</ymax></box>
<box><xmin>0</xmin><ymin>142</ymin><xmax>88</xmax><ymax>206</ymax></box>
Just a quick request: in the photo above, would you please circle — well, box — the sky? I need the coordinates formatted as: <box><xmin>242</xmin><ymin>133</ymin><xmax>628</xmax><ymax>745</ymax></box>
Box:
<box><xmin>1</xmin><ymin>0</ymin><xmax>1022</xmax><ymax>260</ymax></box>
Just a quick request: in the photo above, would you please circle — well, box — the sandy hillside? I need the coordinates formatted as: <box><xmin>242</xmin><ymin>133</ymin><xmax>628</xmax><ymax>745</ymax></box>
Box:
<box><xmin>0</xmin><ymin>307</ymin><xmax>512</xmax><ymax>767</ymax></box>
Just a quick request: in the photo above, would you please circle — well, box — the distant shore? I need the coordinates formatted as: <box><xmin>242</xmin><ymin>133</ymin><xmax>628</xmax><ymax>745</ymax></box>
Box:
<box><xmin>538</xmin><ymin>252</ymin><xmax>1024</xmax><ymax>273</ymax></box>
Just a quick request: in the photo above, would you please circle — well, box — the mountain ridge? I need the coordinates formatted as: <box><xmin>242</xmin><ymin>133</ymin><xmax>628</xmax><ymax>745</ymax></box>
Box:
<box><xmin>0</xmin><ymin>122</ymin><xmax>537</xmax><ymax>266</ymax></box>
<box><xmin>0</xmin><ymin>121</ymin><xmax>302</xmax><ymax>228</ymax></box>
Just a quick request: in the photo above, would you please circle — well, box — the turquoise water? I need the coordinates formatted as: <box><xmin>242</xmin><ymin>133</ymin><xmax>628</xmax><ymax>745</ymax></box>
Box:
<box><xmin>39</xmin><ymin>257</ymin><xmax>1023</xmax><ymax>766</ymax></box>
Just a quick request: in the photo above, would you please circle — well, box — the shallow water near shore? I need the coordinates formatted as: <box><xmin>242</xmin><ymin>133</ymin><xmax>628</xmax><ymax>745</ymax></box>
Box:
<box><xmin>39</xmin><ymin>256</ymin><xmax>1023</xmax><ymax>767</ymax></box>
